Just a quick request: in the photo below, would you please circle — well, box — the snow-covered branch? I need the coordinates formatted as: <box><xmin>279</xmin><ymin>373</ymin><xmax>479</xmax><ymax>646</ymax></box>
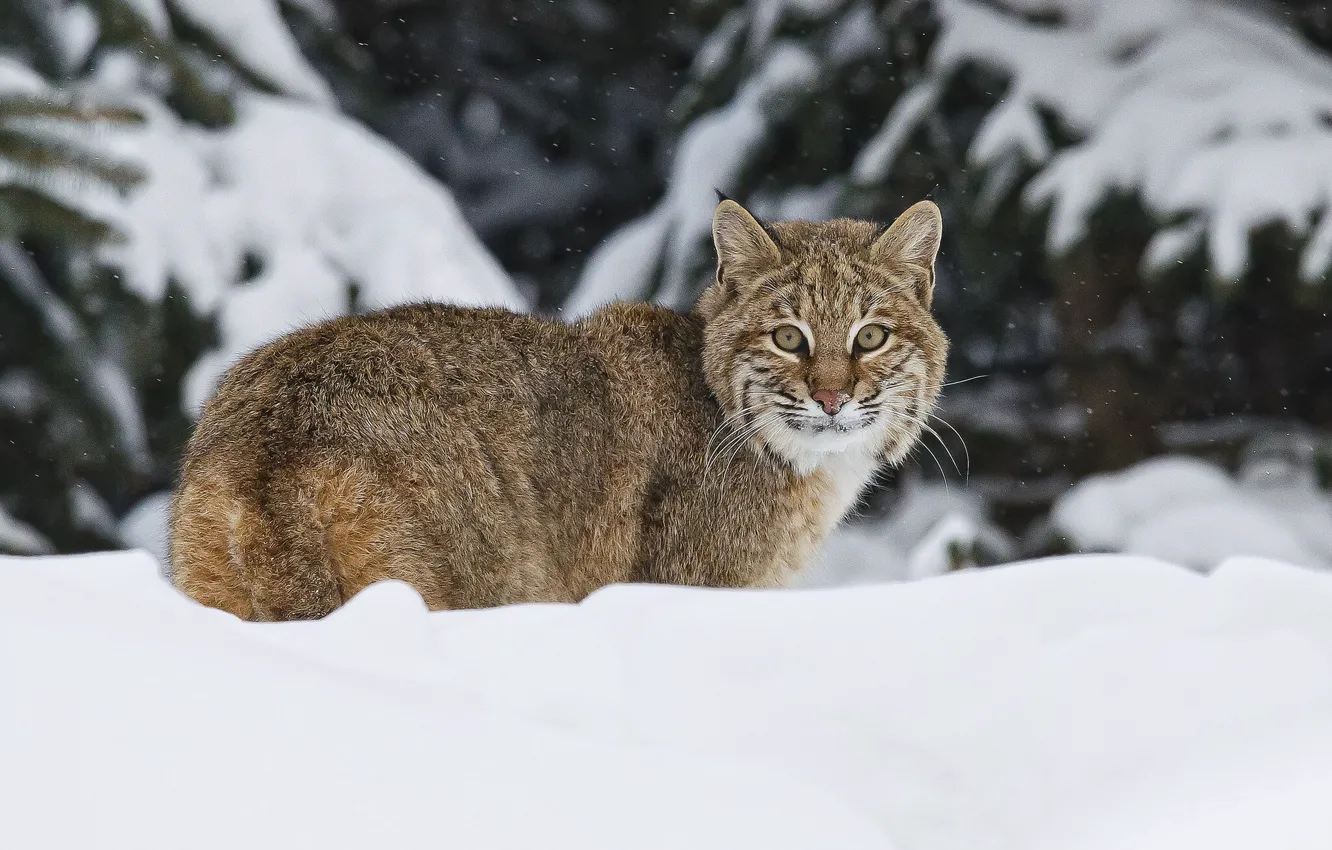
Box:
<box><xmin>0</xmin><ymin>240</ymin><xmax>151</xmax><ymax>473</ymax></box>
<box><xmin>860</xmin><ymin>0</ymin><xmax>1332</xmax><ymax>284</ymax></box>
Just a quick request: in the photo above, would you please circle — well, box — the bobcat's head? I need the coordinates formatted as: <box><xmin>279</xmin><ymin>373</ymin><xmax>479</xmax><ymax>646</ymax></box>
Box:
<box><xmin>698</xmin><ymin>198</ymin><xmax>949</xmax><ymax>475</ymax></box>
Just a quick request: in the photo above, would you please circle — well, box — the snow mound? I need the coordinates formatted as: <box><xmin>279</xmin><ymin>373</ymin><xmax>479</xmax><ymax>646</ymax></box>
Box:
<box><xmin>799</xmin><ymin>480</ymin><xmax>1013</xmax><ymax>587</ymax></box>
<box><xmin>6</xmin><ymin>549</ymin><xmax>1332</xmax><ymax>849</ymax></box>
<box><xmin>1053</xmin><ymin>455</ymin><xmax>1332</xmax><ymax>570</ymax></box>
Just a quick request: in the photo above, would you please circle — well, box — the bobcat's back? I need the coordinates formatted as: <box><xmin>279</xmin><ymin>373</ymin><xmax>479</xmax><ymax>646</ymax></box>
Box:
<box><xmin>171</xmin><ymin>302</ymin><xmax>753</xmax><ymax>619</ymax></box>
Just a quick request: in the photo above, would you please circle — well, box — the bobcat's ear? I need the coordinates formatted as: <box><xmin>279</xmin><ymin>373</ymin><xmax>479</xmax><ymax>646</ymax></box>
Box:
<box><xmin>871</xmin><ymin>200</ymin><xmax>942</xmax><ymax>305</ymax></box>
<box><xmin>712</xmin><ymin>199</ymin><xmax>781</xmax><ymax>285</ymax></box>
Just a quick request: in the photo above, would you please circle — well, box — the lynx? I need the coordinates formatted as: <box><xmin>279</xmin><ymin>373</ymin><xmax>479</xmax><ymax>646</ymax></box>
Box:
<box><xmin>170</xmin><ymin>198</ymin><xmax>949</xmax><ymax>620</ymax></box>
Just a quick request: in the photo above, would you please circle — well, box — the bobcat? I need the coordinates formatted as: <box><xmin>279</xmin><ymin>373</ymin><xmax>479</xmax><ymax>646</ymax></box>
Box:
<box><xmin>170</xmin><ymin>198</ymin><xmax>949</xmax><ymax>620</ymax></box>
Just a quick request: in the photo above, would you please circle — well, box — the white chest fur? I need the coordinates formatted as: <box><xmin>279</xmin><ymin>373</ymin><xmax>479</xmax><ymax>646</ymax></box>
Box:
<box><xmin>811</xmin><ymin>447</ymin><xmax>880</xmax><ymax>531</ymax></box>
<box><xmin>767</xmin><ymin>447</ymin><xmax>880</xmax><ymax>589</ymax></box>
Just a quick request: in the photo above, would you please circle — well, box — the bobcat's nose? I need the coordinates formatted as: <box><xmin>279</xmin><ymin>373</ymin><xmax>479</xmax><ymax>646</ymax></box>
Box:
<box><xmin>811</xmin><ymin>389</ymin><xmax>851</xmax><ymax>416</ymax></box>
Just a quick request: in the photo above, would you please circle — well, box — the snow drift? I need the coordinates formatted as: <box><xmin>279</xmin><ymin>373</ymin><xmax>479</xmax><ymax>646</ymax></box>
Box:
<box><xmin>1053</xmin><ymin>454</ymin><xmax>1332</xmax><ymax>570</ymax></box>
<box><xmin>5</xmin><ymin>549</ymin><xmax>1332</xmax><ymax>850</ymax></box>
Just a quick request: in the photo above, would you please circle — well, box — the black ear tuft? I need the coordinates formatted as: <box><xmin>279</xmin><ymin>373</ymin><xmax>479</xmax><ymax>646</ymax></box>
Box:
<box><xmin>715</xmin><ymin>188</ymin><xmax>732</xmax><ymax>204</ymax></box>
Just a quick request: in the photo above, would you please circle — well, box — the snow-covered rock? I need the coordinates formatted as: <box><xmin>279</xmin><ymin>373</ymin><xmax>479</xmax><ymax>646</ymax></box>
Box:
<box><xmin>6</xmin><ymin>549</ymin><xmax>1332</xmax><ymax>849</ymax></box>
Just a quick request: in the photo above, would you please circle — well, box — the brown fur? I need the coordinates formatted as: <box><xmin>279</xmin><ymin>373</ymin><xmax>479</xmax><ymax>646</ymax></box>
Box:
<box><xmin>170</xmin><ymin>200</ymin><xmax>949</xmax><ymax>620</ymax></box>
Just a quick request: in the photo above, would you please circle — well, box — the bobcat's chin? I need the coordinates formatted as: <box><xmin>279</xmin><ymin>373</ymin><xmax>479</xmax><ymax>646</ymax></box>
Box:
<box><xmin>756</xmin><ymin>405</ymin><xmax>884</xmax><ymax>476</ymax></box>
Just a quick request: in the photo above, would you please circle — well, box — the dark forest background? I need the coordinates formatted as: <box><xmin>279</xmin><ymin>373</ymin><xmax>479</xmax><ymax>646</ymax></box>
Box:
<box><xmin>2</xmin><ymin>0</ymin><xmax>1330</xmax><ymax>563</ymax></box>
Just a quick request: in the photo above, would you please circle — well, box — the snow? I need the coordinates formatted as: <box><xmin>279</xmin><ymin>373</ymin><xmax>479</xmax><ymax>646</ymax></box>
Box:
<box><xmin>6</xmin><ymin>548</ymin><xmax>1332</xmax><ymax>849</ymax></box>
<box><xmin>828</xmin><ymin>2</ymin><xmax>884</xmax><ymax>66</ymax></box>
<box><xmin>562</xmin><ymin>213</ymin><xmax>669</xmax><ymax>315</ymax></box>
<box><xmin>0</xmin><ymin>506</ymin><xmax>52</xmax><ymax>555</ymax></box>
<box><xmin>8</xmin><ymin>9</ymin><xmax>519</xmax><ymax>425</ymax></box>
<box><xmin>167</xmin><ymin>0</ymin><xmax>334</xmax><ymax>105</ymax></box>
<box><xmin>281</xmin><ymin>0</ymin><xmax>339</xmax><ymax>30</ymax></box>
<box><xmin>0</xmin><ymin>242</ymin><xmax>152</xmax><ymax>473</ymax></box>
<box><xmin>799</xmin><ymin>480</ymin><xmax>1013</xmax><ymax>587</ymax></box>
<box><xmin>862</xmin><ymin>0</ymin><xmax>1332</xmax><ymax>283</ymax></box>
<box><xmin>749</xmin><ymin>177</ymin><xmax>843</xmax><ymax>222</ymax></box>
<box><xmin>852</xmin><ymin>77</ymin><xmax>945</xmax><ymax>184</ymax></box>
<box><xmin>749</xmin><ymin>0</ymin><xmax>845</xmax><ymax>55</ymax></box>
<box><xmin>68</xmin><ymin>481</ymin><xmax>118</xmax><ymax>539</ymax></box>
<box><xmin>83</xmin><ymin>94</ymin><xmax>522</xmax><ymax>415</ymax></box>
<box><xmin>566</xmin><ymin>41</ymin><xmax>819</xmax><ymax>315</ymax></box>
<box><xmin>117</xmin><ymin>491</ymin><xmax>172</xmax><ymax>568</ymax></box>
<box><xmin>39</xmin><ymin>2</ymin><xmax>100</xmax><ymax>74</ymax></box>
<box><xmin>1053</xmin><ymin>455</ymin><xmax>1332</xmax><ymax>571</ymax></box>
<box><xmin>121</xmin><ymin>0</ymin><xmax>170</xmax><ymax>34</ymax></box>
<box><xmin>3</xmin><ymin>3</ymin><xmax>522</xmax><ymax>554</ymax></box>
<box><xmin>692</xmin><ymin>9</ymin><xmax>746</xmax><ymax>80</ymax></box>
<box><xmin>0</xmin><ymin>57</ymin><xmax>46</xmax><ymax>95</ymax></box>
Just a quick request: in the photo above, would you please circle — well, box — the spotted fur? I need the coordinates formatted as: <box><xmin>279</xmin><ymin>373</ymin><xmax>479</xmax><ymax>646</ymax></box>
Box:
<box><xmin>170</xmin><ymin>199</ymin><xmax>948</xmax><ymax>620</ymax></box>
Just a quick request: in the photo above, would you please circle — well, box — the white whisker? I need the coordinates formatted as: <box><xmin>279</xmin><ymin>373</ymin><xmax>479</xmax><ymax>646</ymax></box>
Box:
<box><xmin>710</xmin><ymin>410</ymin><xmax>785</xmax><ymax>480</ymax></box>
<box><xmin>928</xmin><ymin>412</ymin><xmax>971</xmax><ymax>481</ymax></box>
<box><xmin>877</xmin><ymin>405</ymin><xmax>961</xmax><ymax>478</ymax></box>
<box><xmin>940</xmin><ymin>374</ymin><xmax>990</xmax><ymax>389</ymax></box>
<box><xmin>705</xmin><ymin>405</ymin><xmax>780</xmax><ymax>478</ymax></box>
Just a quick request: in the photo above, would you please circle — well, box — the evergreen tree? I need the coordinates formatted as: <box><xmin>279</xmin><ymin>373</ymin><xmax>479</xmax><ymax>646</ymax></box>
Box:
<box><xmin>0</xmin><ymin>0</ymin><xmax>219</xmax><ymax>553</ymax></box>
<box><xmin>0</xmin><ymin>0</ymin><xmax>512</xmax><ymax>554</ymax></box>
<box><xmin>570</xmin><ymin>0</ymin><xmax>1332</xmax><ymax>539</ymax></box>
<box><xmin>323</xmin><ymin>0</ymin><xmax>704</xmax><ymax>308</ymax></box>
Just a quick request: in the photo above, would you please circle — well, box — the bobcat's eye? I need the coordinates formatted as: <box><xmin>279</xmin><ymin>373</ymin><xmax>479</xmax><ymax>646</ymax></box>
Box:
<box><xmin>854</xmin><ymin>324</ymin><xmax>890</xmax><ymax>353</ymax></box>
<box><xmin>772</xmin><ymin>324</ymin><xmax>807</xmax><ymax>353</ymax></box>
